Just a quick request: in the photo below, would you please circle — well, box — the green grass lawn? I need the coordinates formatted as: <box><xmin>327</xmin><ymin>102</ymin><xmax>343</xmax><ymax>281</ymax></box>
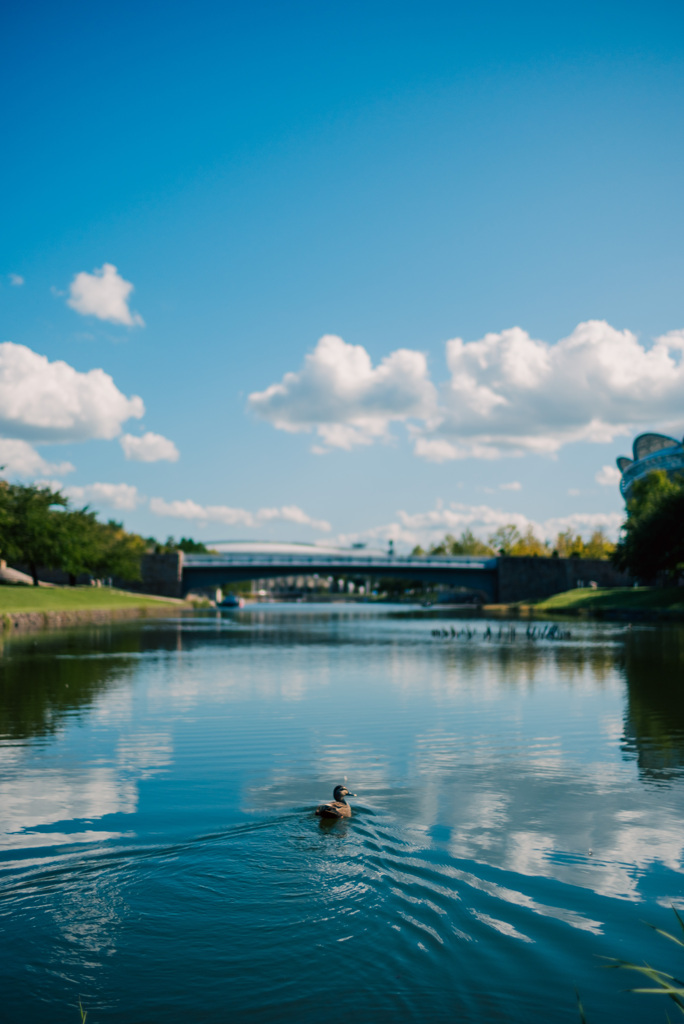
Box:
<box><xmin>0</xmin><ymin>585</ymin><xmax>184</xmax><ymax>613</ymax></box>
<box><xmin>529</xmin><ymin>586</ymin><xmax>684</xmax><ymax>615</ymax></box>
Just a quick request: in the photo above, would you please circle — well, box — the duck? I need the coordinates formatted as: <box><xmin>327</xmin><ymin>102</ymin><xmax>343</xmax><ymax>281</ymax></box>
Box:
<box><xmin>315</xmin><ymin>785</ymin><xmax>356</xmax><ymax>819</ymax></box>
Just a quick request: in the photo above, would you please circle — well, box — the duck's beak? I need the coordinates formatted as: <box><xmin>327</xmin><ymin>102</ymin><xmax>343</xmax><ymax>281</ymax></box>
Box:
<box><xmin>347</xmin><ymin>792</ymin><xmax>357</xmax><ymax>797</ymax></box>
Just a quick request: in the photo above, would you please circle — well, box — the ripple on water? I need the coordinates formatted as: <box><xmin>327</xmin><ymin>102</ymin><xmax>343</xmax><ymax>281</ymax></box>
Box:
<box><xmin>1</xmin><ymin>613</ymin><xmax>683</xmax><ymax>1024</ymax></box>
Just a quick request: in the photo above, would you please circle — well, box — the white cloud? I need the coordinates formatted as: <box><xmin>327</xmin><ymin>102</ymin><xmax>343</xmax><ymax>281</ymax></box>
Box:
<box><xmin>398</xmin><ymin>503</ymin><xmax>539</xmax><ymax>541</ymax></box>
<box><xmin>332</xmin><ymin>502</ymin><xmax>623</xmax><ymax>552</ymax></box>
<box><xmin>0</xmin><ymin>439</ymin><xmax>74</xmax><ymax>479</ymax></box>
<box><xmin>249</xmin><ymin>334</ymin><xmax>436</xmax><ymax>451</ymax></box>
<box><xmin>251</xmin><ymin>321</ymin><xmax>684</xmax><ymax>460</ymax></box>
<box><xmin>149</xmin><ymin>497</ymin><xmax>252</xmax><ymax>526</ymax></box>
<box><xmin>595</xmin><ymin>465</ymin><xmax>622</xmax><ymax>486</ymax></box>
<box><xmin>8</xmin><ymin>273</ymin><xmax>24</xmax><ymax>287</ymax></box>
<box><xmin>430</xmin><ymin>320</ymin><xmax>684</xmax><ymax>458</ymax></box>
<box><xmin>0</xmin><ymin>342</ymin><xmax>143</xmax><ymax>443</ymax></box>
<box><xmin>257</xmin><ymin>505</ymin><xmax>331</xmax><ymax>531</ymax></box>
<box><xmin>65</xmin><ymin>482</ymin><xmax>141</xmax><ymax>511</ymax></box>
<box><xmin>149</xmin><ymin>497</ymin><xmax>331</xmax><ymax>532</ymax></box>
<box><xmin>120</xmin><ymin>432</ymin><xmax>179</xmax><ymax>463</ymax></box>
<box><xmin>499</xmin><ymin>481</ymin><xmax>522</xmax><ymax>491</ymax></box>
<box><xmin>542</xmin><ymin>511</ymin><xmax>623</xmax><ymax>537</ymax></box>
<box><xmin>67</xmin><ymin>263</ymin><xmax>144</xmax><ymax>327</ymax></box>
<box><xmin>413</xmin><ymin>438</ymin><xmax>483</xmax><ymax>462</ymax></box>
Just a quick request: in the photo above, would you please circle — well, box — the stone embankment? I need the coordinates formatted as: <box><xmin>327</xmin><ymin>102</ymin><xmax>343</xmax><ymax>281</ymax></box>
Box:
<box><xmin>0</xmin><ymin>603</ymin><xmax>187</xmax><ymax>634</ymax></box>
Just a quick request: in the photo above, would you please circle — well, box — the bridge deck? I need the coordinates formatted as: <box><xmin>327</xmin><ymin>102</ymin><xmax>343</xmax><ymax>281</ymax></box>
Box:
<box><xmin>181</xmin><ymin>552</ymin><xmax>499</xmax><ymax>599</ymax></box>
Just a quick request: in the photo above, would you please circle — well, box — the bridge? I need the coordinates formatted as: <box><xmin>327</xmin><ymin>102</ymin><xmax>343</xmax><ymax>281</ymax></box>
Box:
<box><xmin>180</xmin><ymin>545</ymin><xmax>499</xmax><ymax>601</ymax></box>
<box><xmin>138</xmin><ymin>541</ymin><xmax>632</xmax><ymax>604</ymax></box>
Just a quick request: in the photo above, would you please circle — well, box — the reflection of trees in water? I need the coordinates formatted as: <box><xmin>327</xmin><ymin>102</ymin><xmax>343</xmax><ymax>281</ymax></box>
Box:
<box><xmin>0</xmin><ymin>623</ymin><xmax>182</xmax><ymax>740</ymax></box>
<box><xmin>438</xmin><ymin>641</ymin><xmax>620</xmax><ymax>690</ymax></box>
<box><xmin>621</xmin><ymin>627</ymin><xmax>684</xmax><ymax>783</ymax></box>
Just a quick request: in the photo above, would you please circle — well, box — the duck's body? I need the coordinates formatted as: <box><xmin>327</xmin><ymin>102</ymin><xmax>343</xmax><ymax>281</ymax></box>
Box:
<box><xmin>315</xmin><ymin>785</ymin><xmax>355</xmax><ymax>819</ymax></box>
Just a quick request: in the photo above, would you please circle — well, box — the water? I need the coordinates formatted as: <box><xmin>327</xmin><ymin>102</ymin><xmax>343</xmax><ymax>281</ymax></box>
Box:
<box><xmin>1</xmin><ymin>605</ymin><xmax>683</xmax><ymax>1023</ymax></box>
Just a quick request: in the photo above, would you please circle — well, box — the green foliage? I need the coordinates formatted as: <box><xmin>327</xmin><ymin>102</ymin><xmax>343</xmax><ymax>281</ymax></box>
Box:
<box><xmin>488</xmin><ymin>524</ymin><xmax>549</xmax><ymax>556</ymax></box>
<box><xmin>613</xmin><ymin>470</ymin><xmax>684</xmax><ymax>580</ymax></box>
<box><xmin>148</xmin><ymin>535</ymin><xmax>212</xmax><ymax>554</ymax></box>
<box><xmin>553</xmin><ymin>528</ymin><xmax>615</xmax><ymax>559</ymax></box>
<box><xmin>0</xmin><ymin>483</ymin><xmax>68</xmax><ymax>584</ymax></box>
<box><xmin>59</xmin><ymin>506</ymin><xmax>101</xmax><ymax>583</ymax></box>
<box><xmin>177</xmin><ymin>536</ymin><xmax>210</xmax><ymax>554</ymax></box>
<box><xmin>427</xmin><ymin>530</ymin><xmax>495</xmax><ymax>556</ymax></box>
<box><xmin>90</xmin><ymin>520</ymin><xmax>147</xmax><ymax>580</ymax></box>
<box><xmin>602</xmin><ymin>909</ymin><xmax>684</xmax><ymax>1017</ymax></box>
<box><xmin>423</xmin><ymin>525</ymin><xmax>615</xmax><ymax>561</ymax></box>
<box><xmin>0</xmin><ymin>481</ymin><xmax>147</xmax><ymax>584</ymax></box>
<box><xmin>416</xmin><ymin>524</ymin><xmax>618</xmax><ymax>562</ymax></box>
<box><xmin>488</xmin><ymin>524</ymin><xmax>522</xmax><ymax>555</ymax></box>
<box><xmin>554</xmin><ymin>529</ymin><xmax>587</xmax><ymax>558</ymax></box>
<box><xmin>512</xmin><ymin>526</ymin><xmax>549</xmax><ymax>556</ymax></box>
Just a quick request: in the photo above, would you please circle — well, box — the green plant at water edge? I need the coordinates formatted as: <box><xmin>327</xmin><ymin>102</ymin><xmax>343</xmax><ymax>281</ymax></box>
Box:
<box><xmin>575</xmin><ymin>988</ymin><xmax>588</xmax><ymax>1023</ymax></box>
<box><xmin>604</xmin><ymin>908</ymin><xmax>684</xmax><ymax>1016</ymax></box>
<box><xmin>79</xmin><ymin>999</ymin><xmax>87</xmax><ymax>1023</ymax></box>
<box><xmin>579</xmin><ymin>910</ymin><xmax>684</xmax><ymax>1020</ymax></box>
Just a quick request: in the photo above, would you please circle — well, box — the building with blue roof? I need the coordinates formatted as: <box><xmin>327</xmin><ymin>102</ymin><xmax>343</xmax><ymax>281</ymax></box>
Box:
<box><xmin>617</xmin><ymin>433</ymin><xmax>684</xmax><ymax>501</ymax></box>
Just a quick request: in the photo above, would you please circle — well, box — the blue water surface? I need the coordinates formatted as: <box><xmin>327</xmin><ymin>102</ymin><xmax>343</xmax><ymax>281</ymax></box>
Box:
<box><xmin>0</xmin><ymin>605</ymin><xmax>683</xmax><ymax>1023</ymax></box>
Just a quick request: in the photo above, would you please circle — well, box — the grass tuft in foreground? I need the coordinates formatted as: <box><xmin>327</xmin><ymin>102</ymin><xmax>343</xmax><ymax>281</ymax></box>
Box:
<box><xmin>603</xmin><ymin>908</ymin><xmax>684</xmax><ymax>1016</ymax></box>
<box><xmin>578</xmin><ymin>909</ymin><xmax>684</xmax><ymax>1021</ymax></box>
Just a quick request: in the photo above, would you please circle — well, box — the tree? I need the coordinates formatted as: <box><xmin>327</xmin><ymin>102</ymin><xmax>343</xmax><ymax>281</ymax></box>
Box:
<box><xmin>488</xmin><ymin>524</ymin><xmax>523</xmax><ymax>555</ymax></box>
<box><xmin>512</xmin><ymin>527</ymin><xmax>549</xmax><ymax>557</ymax></box>
<box><xmin>613</xmin><ymin>471</ymin><xmax>684</xmax><ymax>581</ymax></box>
<box><xmin>88</xmin><ymin>520</ymin><xmax>147</xmax><ymax>581</ymax></box>
<box><xmin>2</xmin><ymin>484</ymin><xmax>68</xmax><ymax>585</ymax></box>
<box><xmin>177</xmin><ymin>537</ymin><xmax>210</xmax><ymax>554</ymax></box>
<box><xmin>582</xmin><ymin>529</ymin><xmax>615</xmax><ymax>560</ymax></box>
<box><xmin>60</xmin><ymin>506</ymin><xmax>102</xmax><ymax>585</ymax></box>
<box><xmin>427</xmin><ymin>530</ymin><xmax>495</xmax><ymax>556</ymax></box>
<box><xmin>0</xmin><ymin>477</ymin><xmax>148</xmax><ymax>586</ymax></box>
<box><xmin>553</xmin><ymin>528</ymin><xmax>615</xmax><ymax>559</ymax></box>
<box><xmin>553</xmin><ymin>529</ymin><xmax>585</xmax><ymax>558</ymax></box>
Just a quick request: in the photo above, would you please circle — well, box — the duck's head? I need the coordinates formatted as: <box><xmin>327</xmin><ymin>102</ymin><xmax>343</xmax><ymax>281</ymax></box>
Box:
<box><xmin>334</xmin><ymin>785</ymin><xmax>355</xmax><ymax>801</ymax></box>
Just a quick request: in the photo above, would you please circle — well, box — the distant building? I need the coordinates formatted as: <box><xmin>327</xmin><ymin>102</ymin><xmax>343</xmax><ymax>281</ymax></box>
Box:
<box><xmin>616</xmin><ymin>433</ymin><xmax>684</xmax><ymax>501</ymax></box>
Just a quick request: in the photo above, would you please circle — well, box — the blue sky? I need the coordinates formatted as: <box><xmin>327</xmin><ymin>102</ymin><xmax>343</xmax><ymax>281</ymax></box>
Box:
<box><xmin>2</xmin><ymin>0</ymin><xmax>684</xmax><ymax>549</ymax></box>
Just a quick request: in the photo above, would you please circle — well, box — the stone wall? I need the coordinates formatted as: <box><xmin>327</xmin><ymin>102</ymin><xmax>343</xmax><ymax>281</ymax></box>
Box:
<box><xmin>128</xmin><ymin>552</ymin><xmax>183</xmax><ymax>598</ymax></box>
<box><xmin>496</xmin><ymin>556</ymin><xmax>632</xmax><ymax>604</ymax></box>
<box><xmin>7</xmin><ymin>551</ymin><xmax>185</xmax><ymax>597</ymax></box>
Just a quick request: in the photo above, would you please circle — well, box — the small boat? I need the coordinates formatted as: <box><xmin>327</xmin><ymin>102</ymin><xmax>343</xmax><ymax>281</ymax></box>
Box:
<box><xmin>217</xmin><ymin>593</ymin><xmax>245</xmax><ymax>609</ymax></box>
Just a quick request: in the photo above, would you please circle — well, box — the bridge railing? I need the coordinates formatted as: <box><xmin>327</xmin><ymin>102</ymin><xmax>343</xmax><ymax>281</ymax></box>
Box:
<box><xmin>182</xmin><ymin>553</ymin><xmax>498</xmax><ymax>571</ymax></box>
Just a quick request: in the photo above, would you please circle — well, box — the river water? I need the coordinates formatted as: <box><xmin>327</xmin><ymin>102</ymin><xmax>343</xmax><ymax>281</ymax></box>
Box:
<box><xmin>1</xmin><ymin>605</ymin><xmax>683</xmax><ymax>1023</ymax></box>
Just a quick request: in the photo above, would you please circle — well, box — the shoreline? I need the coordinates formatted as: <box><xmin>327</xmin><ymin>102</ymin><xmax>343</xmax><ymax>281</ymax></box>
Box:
<box><xmin>2</xmin><ymin>586</ymin><xmax>683</xmax><ymax>632</ymax></box>
<box><xmin>0</xmin><ymin>604</ymin><xmax>194</xmax><ymax>634</ymax></box>
<box><xmin>485</xmin><ymin>585</ymin><xmax>684</xmax><ymax>623</ymax></box>
<box><xmin>0</xmin><ymin>586</ymin><xmax>196</xmax><ymax>634</ymax></box>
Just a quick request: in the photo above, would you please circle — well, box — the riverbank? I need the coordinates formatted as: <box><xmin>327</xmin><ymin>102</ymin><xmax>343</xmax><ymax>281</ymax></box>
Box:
<box><xmin>0</xmin><ymin>585</ymin><xmax>194</xmax><ymax>632</ymax></box>
<box><xmin>492</xmin><ymin>585</ymin><xmax>684</xmax><ymax>621</ymax></box>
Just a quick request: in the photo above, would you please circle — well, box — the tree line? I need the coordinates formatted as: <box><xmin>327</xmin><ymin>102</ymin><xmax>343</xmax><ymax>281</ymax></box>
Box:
<box><xmin>412</xmin><ymin>526</ymin><xmax>615</xmax><ymax>559</ymax></box>
<box><xmin>0</xmin><ymin>482</ymin><xmax>148</xmax><ymax>586</ymax></box>
<box><xmin>3</xmin><ymin>469</ymin><xmax>681</xmax><ymax>590</ymax></box>
<box><xmin>412</xmin><ymin>469</ymin><xmax>684</xmax><ymax>583</ymax></box>
<box><xmin>0</xmin><ymin>480</ymin><xmax>218</xmax><ymax>588</ymax></box>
